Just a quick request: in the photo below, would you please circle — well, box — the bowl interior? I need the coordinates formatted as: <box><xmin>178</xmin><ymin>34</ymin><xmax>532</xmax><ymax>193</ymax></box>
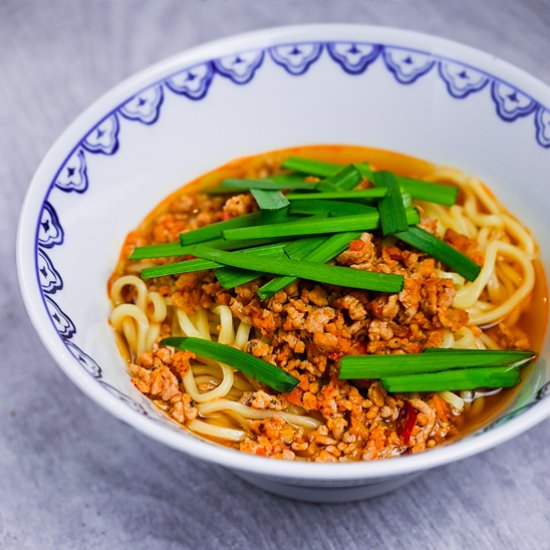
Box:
<box><xmin>18</xmin><ymin>25</ymin><xmax>550</xmax><ymax>479</ymax></box>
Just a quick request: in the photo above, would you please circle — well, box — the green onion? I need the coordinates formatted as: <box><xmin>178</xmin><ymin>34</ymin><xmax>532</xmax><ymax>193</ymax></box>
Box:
<box><xmin>287</xmin><ymin>189</ymin><xmax>387</xmax><ymax>200</ymax></box>
<box><xmin>395</xmin><ymin>226</ymin><xmax>481</xmax><ymax>281</ymax></box>
<box><xmin>251</xmin><ymin>189</ymin><xmax>290</xmax><ymax>211</ymax></box>
<box><xmin>316</xmin><ymin>165</ymin><xmax>362</xmax><ymax>192</ymax></box>
<box><xmin>281</xmin><ymin>157</ymin><xmax>341</xmax><ymax>178</ymax></box>
<box><xmin>214</xmin><ymin>237</ymin><xmax>324</xmax><ymax>289</ymax></box>
<box><xmin>381</xmin><ymin>367</ymin><xmax>521</xmax><ymax>393</ymax></box>
<box><xmin>189</xmin><ymin>246</ymin><xmax>404</xmax><ymax>293</ymax></box>
<box><xmin>339</xmin><ymin>349</ymin><xmax>535</xmax><ymax>378</ymax></box>
<box><xmin>179</xmin><ymin>212</ymin><xmax>262</xmax><ymax>245</ymax></box>
<box><xmin>141</xmin><ymin>242</ymin><xmax>288</xmax><ymax>279</ymax></box>
<box><xmin>224</xmin><ymin>208</ymin><xmax>419</xmax><ymax>240</ymax></box>
<box><xmin>290</xmin><ymin>200</ymin><xmax>377</xmax><ymax>217</ymax></box>
<box><xmin>374</xmin><ymin>171</ymin><xmax>409</xmax><ymax>235</ymax></box>
<box><xmin>257</xmin><ymin>231</ymin><xmax>362</xmax><ymax>299</ymax></box>
<box><xmin>161</xmin><ymin>337</ymin><xmax>299</xmax><ymax>392</ymax></box>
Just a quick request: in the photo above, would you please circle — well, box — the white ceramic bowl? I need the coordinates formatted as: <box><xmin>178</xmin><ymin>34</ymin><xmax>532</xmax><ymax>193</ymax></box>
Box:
<box><xmin>17</xmin><ymin>25</ymin><xmax>550</xmax><ymax>502</ymax></box>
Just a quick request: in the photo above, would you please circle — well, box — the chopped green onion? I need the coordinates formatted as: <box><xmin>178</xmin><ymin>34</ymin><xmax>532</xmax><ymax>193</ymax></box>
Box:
<box><xmin>189</xmin><ymin>246</ymin><xmax>404</xmax><ymax>293</ymax></box>
<box><xmin>381</xmin><ymin>367</ymin><xmax>521</xmax><ymax>393</ymax></box>
<box><xmin>316</xmin><ymin>165</ymin><xmax>362</xmax><ymax>192</ymax></box>
<box><xmin>257</xmin><ymin>231</ymin><xmax>362</xmax><ymax>300</ymax></box>
<box><xmin>290</xmin><ymin>200</ymin><xmax>377</xmax><ymax>217</ymax></box>
<box><xmin>224</xmin><ymin>208</ymin><xmax>419</xmax><ymax>240</ymax></box>
<box><xmin>141</xmin><ymin>242</ymin><xmax>288</xmax><ymax>279</ymax></box>
<box><xmin>395</xmin><ymin>226</ymin><xmax>481</xmax><ymax>281</ymax></box>
<box><xmin>161</xmin><ymin>337</ymin><xmax>299</xmax><ymax>392</ymax></box>
<box><xmin>339</xmin><ymin>349</ymin><xmax>535</xmax><ymax>378</ymax></box>
<box><xmin>179</xmin><ymin>212</ymin><xmax>262</xmax><ymax>245</ymax></box>
<box><xmin>374</xmin><ymin>171</ymin><xmax>409</xmax><ymax>235</ymax></box>
<box><xmin>214</xmin><ymin>237</ymin><xmax>324</xmax><ymax>289</ymax></box>
<box><xmin>281</xmin><ymin>157</ymin><xmax>342</xmax><ymax>178</ymax></box>
<box><xmin>287</xmin><ymin>189</ymin><xmax>387</xmax><ymax>200</ymax></box>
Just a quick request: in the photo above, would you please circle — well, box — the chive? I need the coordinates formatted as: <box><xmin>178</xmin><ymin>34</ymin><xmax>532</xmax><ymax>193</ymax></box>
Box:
<box><xmin>339</xmin><ymin>349</ymin><xmax>535</xmax><ymax>378</ymax></box>
<box><xmin>129</xmin><ymin>237</ymin><xmax>287</xmax><ymax>260</ymax></box>
<box><xmin>179</xmin><ymin>212</ymin><xmax>262</xmax><ymax>245</ymax></box>
<box><xmin>374</xmin><ymin>171</ymin><xmax>409</xmax><ymax>235</ymax></box>
<box><xmin>283</xmin><ymin>157</ymin><xmax>458</xmax><ymax>206</ymax></box>
<box><xmin>287</xmin><ymin>189</ymin><xmax>387</xmax><ymax>200</ymax></box>
<box><xmin>257</xmin><ymin>231</ymin><xmax>362</xmax><ymax>299</ymax></box>
<box><xmin>354</xmin><ymin>162</ymin><xmax>374</xmax><ymax>180</ymax></box>
<box><xmin>398</xmin><ymin>176</ymin><xmax>458</xmax><ymax>206</ymax></box>
<box><xmin>190</xmin><ymin>246</ymin><xmax>404</xmax><ymax>293</ymax></box>
<box><xmin>283</xmin><ymin>236</ymin><xmax>328</xmax><ymax>259</ymax></box>
<box><xmin>161</xmin><ymin>337</ymin><xmax>299</xmax><ymax>392</ymax></box>
<box><xmin>281</xmin><ymin>157</ymin><xmax>341</xmax><ymax>178</ymax></box>
<box><xmin>141</xmin><ymin>242</ymin><xmax>288</xmax><ymax>279</ymax></box>
<box><xmin>395</xmin><ymin>226</ymin><xmax>481</xmax><ymax>281</ymax></box>
<box><xmin>214</xmin><ymin>237</ymin><xmax>324</xmax><ymax>289</ymax></box>
<box><xmin>214</xmin><ymin>266</ymin><xmax>263</xmax><ymax>289</ymax></box>
<box><xmin>381</xmin><ymin>367</ymin><xmax>521</xmax><ymax>393</ymax></box>
<box><xmin>224</xmin><ymin>208</ymin><xmax>419</xmax><ymax>240</ymax></box>
<box><xmin>219</xmin><ymin>178</ymin><xmax>315</xmax><ymax>191</ymax></box>
<box><xmin>290</xmin><ymin>200</ymin><xmax>377</xmax><ymax>217</ymax></box>
<box><xmin>316</xmin><ymin>165</ymin><xmax>362</xmax><ymax>192</ymax></box>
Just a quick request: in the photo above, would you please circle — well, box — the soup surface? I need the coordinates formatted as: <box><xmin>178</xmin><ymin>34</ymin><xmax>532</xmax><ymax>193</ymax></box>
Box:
<box><xmin>109</xmin><ymin>145</ymin><xmax>547</xmax><ymax>462</ymax></box>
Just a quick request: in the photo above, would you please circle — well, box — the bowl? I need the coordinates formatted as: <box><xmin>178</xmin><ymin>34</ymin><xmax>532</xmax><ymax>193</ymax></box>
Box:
<box><xmin>17</xmin><ymin>24</ymin><xmax>550</xmax><ymax>502</ymax></box>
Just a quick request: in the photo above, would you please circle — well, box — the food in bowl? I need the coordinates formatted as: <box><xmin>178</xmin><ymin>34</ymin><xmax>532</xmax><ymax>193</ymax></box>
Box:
<box><xmin>108</xmin><ymin>144</ymin><xmax>546</xmax><ymax>462</ymax></box>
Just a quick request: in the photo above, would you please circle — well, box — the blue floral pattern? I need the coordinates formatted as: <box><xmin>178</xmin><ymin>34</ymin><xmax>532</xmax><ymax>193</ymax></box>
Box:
<box><xmin>32</xmin><ymin>38</ymin><xmax>550</xmax><ymax>417</ymax></box>
<box><xmin>269</xmin><ymin>43</ymin><xmax>323</xmax><ymax>75</ymax></box>
<box><xmin>327</xmin><ymin>42</ymin><xmax>381</xmax><ymax>75</ymax></box>
<box><xmin>120</xmin><ymin>86</ymin><xmax>164</xmax><ymax>125</ymax></box>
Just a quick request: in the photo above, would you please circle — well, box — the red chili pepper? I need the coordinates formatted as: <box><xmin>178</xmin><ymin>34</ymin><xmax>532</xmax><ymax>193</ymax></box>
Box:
<box><xmin>221</xmin><ymin>212</ymin><xmax>231</xmax><ymax>221</ymax></box>
<box><xmin>349</xmin><ymin>239</ymin><xmax>365</xmax><ymax>252</ymax></box>
<box><xmin>400</xmin><ymin>401</ymin><xmax>417</xmax><ymax>445</ymax></box>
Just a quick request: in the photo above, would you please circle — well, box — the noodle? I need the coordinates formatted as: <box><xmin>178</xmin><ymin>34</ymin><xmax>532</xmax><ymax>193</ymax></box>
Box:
<box><xmin>108</xmin><ymin>146</ymin><xmax>543</xmax><ymax>461</ymax></box>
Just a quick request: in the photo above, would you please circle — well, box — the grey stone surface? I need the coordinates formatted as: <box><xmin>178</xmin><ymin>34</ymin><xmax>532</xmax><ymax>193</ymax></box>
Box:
<box><xmin>1</xmin><ymin>0</ymin><xmax>549</xmax><ymax>548</ymax></box>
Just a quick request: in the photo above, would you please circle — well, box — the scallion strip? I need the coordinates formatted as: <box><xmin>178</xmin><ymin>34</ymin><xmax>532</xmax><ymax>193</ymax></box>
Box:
<box><xmin>281</xmin><ymin>157</ymin><xmax>342</xmax><ymax>178</ymax></box>
<box><xmin>189</xmin><ymin>246</ymin><xmax>404</xmax><ymax>293</ymax></box>
<box><xmin>219</xmin><ymin>178</ymin><xmax>315</xmax><ymax>191</ymax></box>
<box><xmin>398</xmin><ymin>176</ymin><xmax>458</xmax><ymax>206</ymax></box>
<box><xmin>141</xmin><ymin>242</ymin><xmax>288</xmax><ymax>279</ymax></box>
<box><xmin>395</xmin><ymin>226</ymin><xmax>481</xmax><ymax>281</ymax></box>
<box><xmin>161</xmin><ymin>337</ymin><xmax>299</xmax><ymax>392</ymax></box>
<box><xmin>224</xmin><ymin>208</ymin><xmax>419</xmax><ymax>240</ymax></box>
<box><xmin>179</xmin><ymin>212</ymin><xmax>262</xmax><ymax>245</ymax></box>
<box><xmin>316</xmin><ymin>165</ymin><xmax>362</xmax><ymax>192</ymax></box>
<box><xmin>381</xmin><ymin>367</ymin><xmax>521</xmax><ymax>393</ymax></box>
<box><xmin>257</xmin><ymin>231</ymin><xmax>362</xmax><ymax>299</ymax></box>
<box><xmin>283</xmin><ymin>157</ymin><xmax>458</xmax><ymax>205</ymax></box>
<box><xmin>374</xmin><ymin>171</ymin><xmax>409</xmax><ymax>235</ymax></box>
<box><xmin>214</xmin><ymin>237</ymin><xmax>324</xmax><ymax>289</ymax></box>
<box><xmin>129</xmin><ymin>237</ymin><xmax>286</xmax><ymax>260</ymax></box>
<box><xmin>339</xmin><ymin>349</ymin><xmax>535</xmax><ymax>378</ymax></box>
<box><xmin>287</xmin><ymin>189</ymin><xmax>387</xmax><ymax>200</ymax></box>
<box><xmin>290</xmin><ymin>200</ymin><xmax>377</xmax><ymax>217</ymax></box>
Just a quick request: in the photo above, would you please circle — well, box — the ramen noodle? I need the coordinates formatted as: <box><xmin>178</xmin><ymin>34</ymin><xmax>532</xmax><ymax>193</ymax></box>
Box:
<box><xmin>109</xmin><ymin>145</ymin><xmax>546</xmax><ymax>462</ymax></box>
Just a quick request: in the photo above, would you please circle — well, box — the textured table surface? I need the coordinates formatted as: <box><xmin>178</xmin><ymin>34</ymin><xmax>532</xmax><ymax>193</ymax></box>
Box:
<box><xmin>2</xmin><ymin>1</ymin><xmax>550</xmax><ymax>548</ymax></box>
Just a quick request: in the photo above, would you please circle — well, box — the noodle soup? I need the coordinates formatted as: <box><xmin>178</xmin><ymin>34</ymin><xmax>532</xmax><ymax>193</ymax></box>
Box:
<box><xmin>109</xmin><ymin>145</ymin><xmax>547</xmax><ymax>462</ymax></box>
